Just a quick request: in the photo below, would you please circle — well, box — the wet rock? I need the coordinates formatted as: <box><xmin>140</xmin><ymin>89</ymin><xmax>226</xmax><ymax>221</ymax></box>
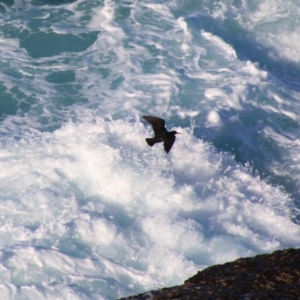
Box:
<box><xmin>119</xmin><ymin>248</ymin><xmax>300</xmax><ymax>300</ymax></box>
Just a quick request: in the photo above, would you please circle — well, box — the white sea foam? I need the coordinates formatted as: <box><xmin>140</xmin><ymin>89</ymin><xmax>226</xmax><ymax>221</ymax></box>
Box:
<box><xmin>0</xmin><ymin>119</ymin><xmax>299</xmax><ymax>299</ymax></box>
<box><xmin>1</xmin><ymin>0</ymin><xmax>300</xmax><ymax>299</ymax></box>
<box><xmin>201</xmin><ymin>31</ymin><xmax>237</xmax><ymax>59</ymax></box>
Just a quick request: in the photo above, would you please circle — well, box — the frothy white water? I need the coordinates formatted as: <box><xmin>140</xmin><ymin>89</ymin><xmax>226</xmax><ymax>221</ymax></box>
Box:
<box><xmin>0</xmin><ymin>118</ymin><xmax>299</xmax><ymax>299</ymax></box>
<box><xmin>1</xmin><ymin>0</ymin><xmax>300</xmax><ymax>299</ymax></box>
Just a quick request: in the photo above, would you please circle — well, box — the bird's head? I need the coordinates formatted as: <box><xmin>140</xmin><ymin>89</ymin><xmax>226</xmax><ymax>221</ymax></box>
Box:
<box><xmin>171</xmin><ymin>131</ymin><xmax>181</xmax><ymax>135</ymax></box>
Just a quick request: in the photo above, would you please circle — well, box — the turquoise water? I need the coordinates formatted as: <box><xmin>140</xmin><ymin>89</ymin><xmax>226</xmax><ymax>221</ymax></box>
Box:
<box><xmin>1</xmin><ymin>1</ymin><xmax>300</xmax><ymax>299</ymax></box>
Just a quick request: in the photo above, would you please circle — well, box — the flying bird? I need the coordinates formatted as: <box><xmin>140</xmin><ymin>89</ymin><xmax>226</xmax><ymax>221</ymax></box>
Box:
<box><xmin>142</xmin><ymin>115</ymin><xmax>180</xmax><ymax>153</ymax></box>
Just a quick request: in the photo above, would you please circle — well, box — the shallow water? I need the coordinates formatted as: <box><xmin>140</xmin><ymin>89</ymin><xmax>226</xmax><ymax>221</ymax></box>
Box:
<box><xmin>0</xmin><ymin>0</ymin><xmax>300</xmax><ymax>299</ymax></box>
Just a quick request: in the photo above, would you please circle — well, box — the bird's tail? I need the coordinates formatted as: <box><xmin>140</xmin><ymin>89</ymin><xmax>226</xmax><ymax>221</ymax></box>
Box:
<box><xmin>145</xmin><ymin>138</ymin><xmax>156</xmax><ymax>147</ymax></box>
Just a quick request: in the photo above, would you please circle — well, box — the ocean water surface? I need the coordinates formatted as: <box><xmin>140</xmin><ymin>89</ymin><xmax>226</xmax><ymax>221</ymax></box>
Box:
<box><xmin>1</xmin><ymin>0</ymin><xmax>300</xmax><ymax>299</ymax></box>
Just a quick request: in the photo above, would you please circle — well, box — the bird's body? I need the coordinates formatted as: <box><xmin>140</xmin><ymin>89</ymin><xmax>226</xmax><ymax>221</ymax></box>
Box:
<box><xmin>142</xmin><ymin>116</ymin><xmax>180</xmax><ymax>153</ymax></box>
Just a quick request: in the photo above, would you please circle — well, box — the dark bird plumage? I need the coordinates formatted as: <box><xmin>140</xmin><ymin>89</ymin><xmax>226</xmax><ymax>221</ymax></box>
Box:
<box><xmin>142</xmin><ymin>115</ymin><xmax>180</xmax><ymax>153</ymax></box>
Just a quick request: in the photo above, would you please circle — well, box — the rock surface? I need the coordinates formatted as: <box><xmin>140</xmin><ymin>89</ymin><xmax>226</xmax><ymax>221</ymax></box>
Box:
<box><xmin>119</xmin><ymin>248</ymin><xmax>300</xmax><ymax>300</ymax></box>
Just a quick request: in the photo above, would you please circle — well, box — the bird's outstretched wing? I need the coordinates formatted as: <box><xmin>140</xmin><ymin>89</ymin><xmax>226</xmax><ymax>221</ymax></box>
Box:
<box><xmin>164</xmin><ymin>136</ymin><xmax>175</xmax><ymax>153</ymax></box>
<box><xmin>142</xmin><ymin>116</ymin><xmax>167</xmax><ymax>137</ymax></box>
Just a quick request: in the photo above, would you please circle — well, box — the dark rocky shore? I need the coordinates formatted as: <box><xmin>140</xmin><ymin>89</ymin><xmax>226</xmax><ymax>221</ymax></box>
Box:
<box><xmin>119</xmin><ymin>248</ymin><xmax>300</xmax><ymax>300</ymax></box>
